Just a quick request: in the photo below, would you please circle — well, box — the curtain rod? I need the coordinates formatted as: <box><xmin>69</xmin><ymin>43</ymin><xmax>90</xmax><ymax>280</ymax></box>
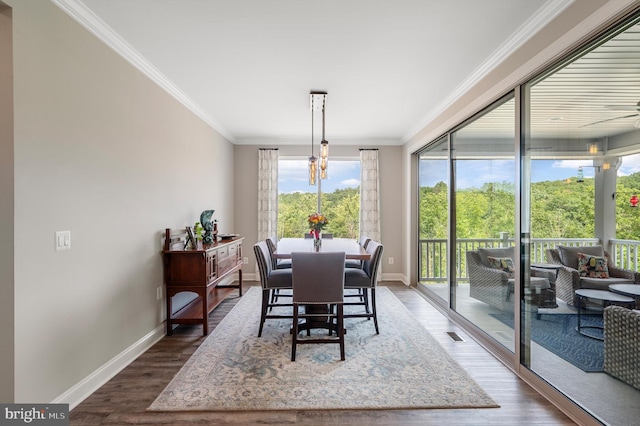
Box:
<box><xmin>359</xmin><ymin>148</ymin><xmax>379</xmax><ymax>151</ymax></box>
<box><xmin>258</xmin><ymin>148</ymin><xmax>279</xmax><ymax>150</ymax></box>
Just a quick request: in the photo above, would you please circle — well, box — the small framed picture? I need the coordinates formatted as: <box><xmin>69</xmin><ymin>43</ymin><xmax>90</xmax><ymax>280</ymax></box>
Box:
<box><xmin>185</xmin><ymin>226</ymin><xmax>197</xmax><ymax>249</ymax></box>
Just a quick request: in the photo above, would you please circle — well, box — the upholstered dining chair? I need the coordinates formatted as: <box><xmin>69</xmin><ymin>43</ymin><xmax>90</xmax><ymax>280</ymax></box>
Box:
<box><xmin>345</xmin><ymin>235</ymin><xmax>371</xmax><ymax>269</ymax></box>
<box><xmin>266</xmin><ymin>236</ymin><xmax>292</xmax><ymax>269</ymax></box>
<box><xmin>291</xmin><ymin>251</ymin><xmax>346</xmax><ymax>361</ymax></box>
<box><xmin>265</xmin><ymin>236</ymin><xmax>292</xmax><ymax>307</ymax></box>
<box><xmin>344</xmin><ymin>240</ymin><xmax>384</xmax><ymax>334</ymax></box>
<box><xmin>253</xmin><ymin>241</ymin><xmax>293</xmax><ymax>337</ymax></box>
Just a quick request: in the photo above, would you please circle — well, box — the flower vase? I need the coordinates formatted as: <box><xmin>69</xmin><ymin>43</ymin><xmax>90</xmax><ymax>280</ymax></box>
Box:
<box><xmin>313</xmin><ymin>229</ymin><xmax>321</xmax><ymax>251</ymax></box>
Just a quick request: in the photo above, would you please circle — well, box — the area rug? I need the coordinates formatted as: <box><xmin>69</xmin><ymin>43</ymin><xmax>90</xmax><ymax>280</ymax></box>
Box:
<box><xmin>491</xmin><ymin>312</ymin><xmax>603</xmax><ymax>372</ymax></box>
<box><xmin>148</xmin><ymin>286</ymin><xmax>499</xmax><ymax>411</ymax></box>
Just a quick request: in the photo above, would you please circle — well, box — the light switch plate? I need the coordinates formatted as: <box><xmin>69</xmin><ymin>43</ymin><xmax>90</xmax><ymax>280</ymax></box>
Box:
<box><xmin>55</xmin><ymin>231</ymin><xmax>71</xmax><ymax>251</ymax></box>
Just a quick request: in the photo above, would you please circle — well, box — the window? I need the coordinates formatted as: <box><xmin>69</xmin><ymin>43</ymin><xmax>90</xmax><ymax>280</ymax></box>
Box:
<box><xmin>278</xmin><ymin>159</ymin><xmax>360</xmax><ymax>238</ymax></box>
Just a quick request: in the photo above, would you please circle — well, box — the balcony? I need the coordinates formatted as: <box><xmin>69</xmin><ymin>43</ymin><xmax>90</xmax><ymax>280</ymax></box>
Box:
<box><xmin>419</xmin><ymin>236</ymin><xmax>640</xmax><ymax>283</ymax></box>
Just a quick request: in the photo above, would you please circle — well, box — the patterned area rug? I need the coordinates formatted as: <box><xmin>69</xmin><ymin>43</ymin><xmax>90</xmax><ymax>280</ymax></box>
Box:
<box><xmin>148</xmin><ymin>286</ymin><xmax>498</xmax><ymax>411</ymax></box>
<box><xmin>491</xmin><ymin>312</ymin><xmax>603</xmax><ymax>372</ymax></box>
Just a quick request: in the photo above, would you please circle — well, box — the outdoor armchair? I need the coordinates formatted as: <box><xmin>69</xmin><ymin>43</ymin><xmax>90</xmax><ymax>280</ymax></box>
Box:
<box><xmin>546</xmin><ymin>245</ymin><xmax>640</xmax><ymax>306</ymax></box>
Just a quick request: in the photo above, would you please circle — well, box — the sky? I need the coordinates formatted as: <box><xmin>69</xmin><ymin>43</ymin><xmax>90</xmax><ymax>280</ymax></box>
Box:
<box><xmin>278</xmin><ymin>159</ymin><xmax>360</xmax><ymax>194</ymax></box>
<box><xmin>277</xmin><ymin>153</ymin><xmax>640</xmax><ymax>193</ymax></box>
<box><xmin>420</xmin><ymin>153</ymin><xmax>640</xmax><ymax>189</ymax></box>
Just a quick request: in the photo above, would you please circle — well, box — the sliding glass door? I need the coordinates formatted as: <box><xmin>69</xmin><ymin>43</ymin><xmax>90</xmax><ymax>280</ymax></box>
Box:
<box><xmin>417</xmin><ymin>136</ymin><xmax>449</xmax><ymax>306</ymax></box>
<box><xmin>451</xmin><ymin>95</ymin><xmax>516</xmax><ymax>351</ymax></box>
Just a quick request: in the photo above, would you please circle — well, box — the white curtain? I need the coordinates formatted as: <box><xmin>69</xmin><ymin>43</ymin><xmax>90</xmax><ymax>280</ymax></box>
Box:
<box><xmin>360</xmin><ymin>149</ymin><xmax>380</xmax><ymax>242</ymax></box>
<box><xmin>257</xmin><ymin>149</ymin><xmax>279</xmax><ymax>241</ymax></box>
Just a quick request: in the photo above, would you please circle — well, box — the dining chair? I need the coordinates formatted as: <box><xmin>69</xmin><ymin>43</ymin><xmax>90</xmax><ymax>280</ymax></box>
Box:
<box><xmin>265</xmin><ymin>236</ymin><xmax>292</xmax><ymax>307</ymax></box>
<box><xmin>253</xmin><ymin>241</ymin><xmax>293</xmax><ymax>337</ymax></box>
<box><xmin>291</xmin><ymin>251</ymin><xmax>346</xmax><ymax>361</ymax></box>
<box><xmin>344</xmin><ymin>240</ymin><xmax>384</xmax><ymax>334</ymax></box>
<box><xmin>266</xmin><ymin>236</ymin><xmax>292</xmax><ymax>269</ymax></box>
<box><xmin>321</xmin><ymin>233</ymin><xmax>334</xmax><ymax>239</ymax></box>
<box><xmin>345</xmin><ymin>235</ymin><xmax>371</xmax><ymax>269</ymax></box>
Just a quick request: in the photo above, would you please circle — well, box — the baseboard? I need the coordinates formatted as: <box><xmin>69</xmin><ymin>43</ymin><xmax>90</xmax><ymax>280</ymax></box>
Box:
<box><xmin>53</xmin><ymin>323</ymin><xmax>166</xmax><ymax>410</ymax></box>
<box><xmin>381</xmin><ymin>272</ymin><xmax>408</xmax><ymax>285</ymax></box>
<box><xmin>244</xmin><ymin>272</ymin><xmax>259</xmax><ymax>282</ymax></box>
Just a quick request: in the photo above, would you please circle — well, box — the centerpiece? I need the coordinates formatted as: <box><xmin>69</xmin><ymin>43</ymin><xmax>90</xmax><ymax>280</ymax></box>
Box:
<box><xmin>307</xmin><ymin>213</ymin><xmax>328</xmax><ymax>250</ymax></box>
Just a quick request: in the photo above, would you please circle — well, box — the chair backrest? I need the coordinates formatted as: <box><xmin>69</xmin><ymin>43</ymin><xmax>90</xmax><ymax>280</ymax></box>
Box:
<box><xmin>265</xmin><ymin>236</ymin><xmax>278</xmax><ymax>269</ymax></box>
<box><xmin>291</xmin><ymin>251</ymin><xmax>345</xmax><ymax>304</ymax></box>
<box><xmin>304</xmin><ymin>233</ymin><xmax>314</xmax><ymax>239</ymax></box>
<box><xmin>363</xmin><ymin>241</ymin><xmax>384</xmax><ymax>286</ymax></box>
<box><xmin>254</xmin><ymin>241</ymin><xmax>273</xmax><ymax>289</ymax></box>
<box><xmin>476</xmin><ymin>247</ymin><xmax>515</xmax><ymax>268</ymax></box>
<box><xmin>555</xmin><ymin>245</ymin><xmax>605</xmax><ymax>270</ymax></box>
<box><xmin>321</xmin><ymin>233</ymin><xmax>334</xmax><ymax>239</ymax></box>
<box><xmin>358</xmin><ymin>235</ymin><xmax>371</xmax><ymax>249</ymax></box>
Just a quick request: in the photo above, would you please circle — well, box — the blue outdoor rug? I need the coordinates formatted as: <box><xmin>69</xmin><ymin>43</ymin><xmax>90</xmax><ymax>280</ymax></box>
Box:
<box><xmin>491</xmin><ymin>313</ymin><xmax>604</xmax><ymax>372</ymax></box>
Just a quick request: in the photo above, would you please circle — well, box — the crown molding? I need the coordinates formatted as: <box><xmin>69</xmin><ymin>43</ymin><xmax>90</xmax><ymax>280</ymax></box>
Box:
<box><xmin>403</xmin><ymin>0</ymin><xmax>573</xmax><ymax>142</ymax></box>
<box><xmin>51</xmin><ymin>0</ymin><xmax>235</xmax><ymax>142</ymax></box>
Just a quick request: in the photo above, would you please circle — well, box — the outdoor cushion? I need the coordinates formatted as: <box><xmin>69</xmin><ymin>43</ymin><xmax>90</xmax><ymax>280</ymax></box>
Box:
<box><xmin>577</xmin><ymin>252</ymin><xmax>609</xmax><ymax>278</ymax></box>
<box><xmin>580</xmin><ymin>276</ymin><xmax>634</xmax><ymax>291</ymax></box>
<box><xmin>487</xmin><ymin>256</ymin><xmax>515</xmax><ymax>278</ymax></box>
<box><xmin>557</xmin><ymin>245</ymin><xmax>604</xmax><ymax>270</ymax></box>
<box><xmin>477</xmin><ymin>247</ymin><xmax>514</xmax><ymax>268</ymax></box>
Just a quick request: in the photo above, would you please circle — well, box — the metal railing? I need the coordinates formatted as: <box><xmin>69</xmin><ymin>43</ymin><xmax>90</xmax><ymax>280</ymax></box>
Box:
<box><xmin>419</xmin><ymin>236</ymin><xmax>602</xmax><ymax>282</ymax></box>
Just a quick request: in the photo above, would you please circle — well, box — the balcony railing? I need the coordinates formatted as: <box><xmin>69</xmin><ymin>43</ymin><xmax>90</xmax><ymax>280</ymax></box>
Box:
<box><xmin>610</xmin><ymin>238</ymin><xmax>640</xmax><ymax>271</ymax></box>
<box><xmin>419</xmin><ymin>236</ymin><xmax>614</xmax><ymax>282</ymax></box>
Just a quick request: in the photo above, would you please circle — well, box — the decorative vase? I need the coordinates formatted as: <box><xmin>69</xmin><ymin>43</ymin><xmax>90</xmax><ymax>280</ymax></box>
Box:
<box><xmin>313</xmin><ymin>229</ymin><xmax>321</xmax><ymax>251</ymax></box>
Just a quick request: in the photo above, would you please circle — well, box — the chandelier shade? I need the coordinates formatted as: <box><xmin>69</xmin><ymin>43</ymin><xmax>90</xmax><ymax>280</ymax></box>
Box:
<box><xmin>309</xmin><ymin>91</ymin><xmax>328</xmax><ymax>185</ymax></box>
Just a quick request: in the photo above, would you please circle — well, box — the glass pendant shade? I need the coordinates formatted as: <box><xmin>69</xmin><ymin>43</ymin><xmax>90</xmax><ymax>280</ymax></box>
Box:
<box><xmin>320</xmin><ymin>156</ymin><xmax>328</xmax><ymax>172</ymax></box>
<box><xmin>320</xmin><ymin>139</ymin><xmax>329</xmax><ymax>160</ymax></box>
<box><xmin>309</xmin><ymin>155</ymin><xmax>317</xmax><ymax>185</ymax></box>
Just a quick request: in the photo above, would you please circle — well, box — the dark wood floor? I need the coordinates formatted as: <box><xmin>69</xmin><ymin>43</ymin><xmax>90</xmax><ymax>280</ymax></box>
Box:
<box><xmin>70</xmin><ymin>282</ymin><xmax>575</xmax><ymax>425</ymax></box>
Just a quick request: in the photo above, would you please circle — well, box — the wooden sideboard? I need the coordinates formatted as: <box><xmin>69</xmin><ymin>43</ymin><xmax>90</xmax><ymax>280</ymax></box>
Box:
<box><xmin>162</xmin><ymin>229</ymin><xmax>243</xmax><ymax>335</ymax></box>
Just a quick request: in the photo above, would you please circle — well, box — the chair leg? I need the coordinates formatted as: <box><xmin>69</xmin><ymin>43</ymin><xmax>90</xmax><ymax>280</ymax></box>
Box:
<box><xmin>337</xmin><ymin>304</ymin><xmax>345</xmax><ymax>360</ymax></box>
<box><xmin>371</xmin><ymin>288</ymin><xmax>379</xmax><ymax>334</ymax></box>
<box><xmin>291</xmin><ymin>304</ymin><xmax>299</xmax><ymax>361</ymax></box>
<box><xmin>363</xmin><ymin>289</ymin><xmax>371</xmax><ymax>314</ymax></box>
<box><xmin>269</xmin><ymin>289</ymin><xmax>276</xmax><ymax>311</ymax></box>
<box><xmin>258</xmin><ymin>290</ymin><xmax>269</xmax><ymax>337</ymax></box>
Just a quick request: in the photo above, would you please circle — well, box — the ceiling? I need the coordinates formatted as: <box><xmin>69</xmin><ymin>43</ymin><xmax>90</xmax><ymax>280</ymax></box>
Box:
<box><xmin>54</xmin><ymin>1</ymin><xmax>638</xmax><ymax>146</ymax></box>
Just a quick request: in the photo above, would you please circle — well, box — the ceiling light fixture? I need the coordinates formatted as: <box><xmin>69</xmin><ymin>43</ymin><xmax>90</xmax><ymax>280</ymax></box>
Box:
<box><xmin>309</xmin><ymin>91</ymin><xmax>328</xmax><ymax>185</ymax></box>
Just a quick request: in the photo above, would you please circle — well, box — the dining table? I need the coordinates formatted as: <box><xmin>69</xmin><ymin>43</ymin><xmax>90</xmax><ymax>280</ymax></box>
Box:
<box><xmin>272</xmin><ymin>237</ymin><xmax>370</xmax><ymax>260</ymax></box>
<box><xmin>273</xmin><ymin>237</ymin><xmax>368</xmax><ymax>335</ymax></box>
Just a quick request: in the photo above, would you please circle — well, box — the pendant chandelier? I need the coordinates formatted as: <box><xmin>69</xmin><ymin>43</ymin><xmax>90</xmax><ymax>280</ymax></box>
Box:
<box><xmin>309</xmin><ymin>91</ymin><xmax>329</xmax><ymax>185</ymax></box>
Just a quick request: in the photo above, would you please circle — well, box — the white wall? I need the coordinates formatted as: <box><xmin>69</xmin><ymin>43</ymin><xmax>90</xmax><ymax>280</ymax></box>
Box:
<box><xmin>234</xmin><ymin>144</ymin><xmax>405</xmax><ymax>282</ymax></box>
<box><xmin>8</xmin><ymin>0</ymin><xmax>235</xmax><ymax>403</ymax></box>
<box><xmin>0</xmin><ymin>1</ymin><xmax>14</xmax><ymax>403</ymax></box>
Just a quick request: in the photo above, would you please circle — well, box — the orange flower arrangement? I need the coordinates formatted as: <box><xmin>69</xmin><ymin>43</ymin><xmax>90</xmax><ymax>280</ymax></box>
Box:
<box><xmin>307</xmin><ymin>213</ymin><xmax>329</xmax><ymax>232</ymax></box>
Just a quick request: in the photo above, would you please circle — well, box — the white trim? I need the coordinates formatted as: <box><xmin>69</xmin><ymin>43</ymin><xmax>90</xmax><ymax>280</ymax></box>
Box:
<box><xmin>52</xmin><ymin>324</ymin><xmax>165</xmax><ymax>410</ymax></box>
<box><xmin>381</xmin><ymin>272</ymin><xmax>408</xmax><ymax>285</ymax></box>
<box><xmin>403</xmin><ymin>0</ymin><xmax>573</xmax><ymax>142</ymax></box>
<box><xmin>244</xmin><ymin>272</ymin><xmax>259</xmax><ymax>282</ymax></box>
<box><xmin>50</xmin><ymin>0</ymin><xmax>234</xmax><ymax>142</ymax></box>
